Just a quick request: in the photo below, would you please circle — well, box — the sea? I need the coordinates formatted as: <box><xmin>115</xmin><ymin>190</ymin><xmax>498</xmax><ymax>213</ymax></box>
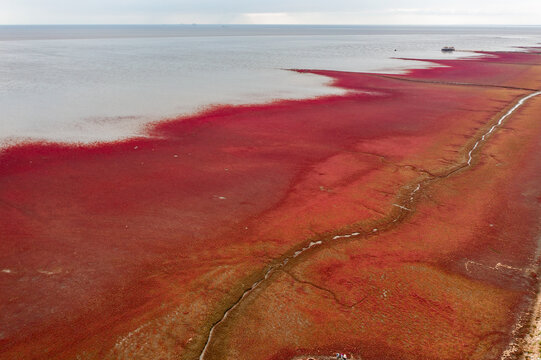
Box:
<box><xmin>1</xmin><ymin>25</ymin><xmax>541</xmax><ymax>145</ymax></box>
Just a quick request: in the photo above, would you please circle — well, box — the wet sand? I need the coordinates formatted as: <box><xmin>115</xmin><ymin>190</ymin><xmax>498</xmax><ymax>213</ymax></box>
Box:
<box><xmin>517</xmin><ymin>282</ymin><xmax>541</xmax><ymax>360</ymax></box>
<box><xmin>1</xmin><ymin>49</ymin><xmax>541</xmax><ymax>360</ymax></box>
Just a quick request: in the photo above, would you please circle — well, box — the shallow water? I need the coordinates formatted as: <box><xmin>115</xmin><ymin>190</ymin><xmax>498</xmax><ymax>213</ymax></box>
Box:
<box><xmin>1</xmin><ymin>25</ymin><xmax>540</xmax><ymax>144</ymax></box>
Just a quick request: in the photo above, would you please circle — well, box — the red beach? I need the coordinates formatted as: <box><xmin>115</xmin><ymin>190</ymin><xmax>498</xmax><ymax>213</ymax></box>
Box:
<box><xmin>2</xmin><ymin>49</ymin><xmax>541</xmax><ymax>360</ymax></box>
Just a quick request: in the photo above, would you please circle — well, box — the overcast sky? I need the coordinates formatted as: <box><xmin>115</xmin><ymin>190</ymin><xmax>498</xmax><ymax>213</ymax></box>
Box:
<box><xmin>1</xmin><ymin>0</ymin><xmax>541</xmax><ymax>25</ymax></box>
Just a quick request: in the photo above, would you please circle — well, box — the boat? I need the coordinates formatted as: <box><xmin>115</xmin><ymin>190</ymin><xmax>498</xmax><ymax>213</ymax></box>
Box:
<box><xmin>441</xmin><ymin>46</ymin><xmax>455</xmax><ymax>52</ymax></box>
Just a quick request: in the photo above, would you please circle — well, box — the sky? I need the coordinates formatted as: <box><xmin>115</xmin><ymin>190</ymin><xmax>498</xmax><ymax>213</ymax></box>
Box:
<box><xmin>1</xmin><ymin>0</ymin><xmax>541</xmax><ymax>25</ymax></box>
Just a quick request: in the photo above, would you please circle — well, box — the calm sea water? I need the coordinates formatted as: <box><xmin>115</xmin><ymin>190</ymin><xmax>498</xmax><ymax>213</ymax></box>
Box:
<box><xmin>1</xmin><ymin>25</ymin><xmax>540</xmax><ymax>144</ymax></box>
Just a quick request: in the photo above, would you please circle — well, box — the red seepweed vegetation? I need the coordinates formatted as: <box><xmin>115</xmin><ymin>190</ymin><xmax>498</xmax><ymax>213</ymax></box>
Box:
<box><xmin>1</xmin><ymin>50</ymin><xmax>541</xmax><ymax>360</ymax></box>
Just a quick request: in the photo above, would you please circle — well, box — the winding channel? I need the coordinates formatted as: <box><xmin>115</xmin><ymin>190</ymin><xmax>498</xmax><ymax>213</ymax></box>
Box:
<box><xmin>198</xmin><ymin>90</ymin><xmax>541</xmax><ymax>359</ymax></box>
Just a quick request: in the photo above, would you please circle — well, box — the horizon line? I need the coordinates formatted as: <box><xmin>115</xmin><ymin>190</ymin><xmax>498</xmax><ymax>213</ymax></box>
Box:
<box><xmin>2</xmin><ymin>23</ymin><xmax>541</xmax><ymax>27</ymax></box>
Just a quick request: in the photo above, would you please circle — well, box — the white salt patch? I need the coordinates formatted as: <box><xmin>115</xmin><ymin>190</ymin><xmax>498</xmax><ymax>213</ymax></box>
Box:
<box><xmin>392</xmin><ymin>203</ymin><xmax>411</xmax><ymax>211</ymax></box>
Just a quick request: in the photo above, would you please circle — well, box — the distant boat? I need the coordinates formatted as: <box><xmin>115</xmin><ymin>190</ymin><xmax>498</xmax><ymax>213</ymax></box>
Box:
<box><xmin>441</xmin><ymin>46</ymin><xmax>456</xmax><ymax>52</ymax></box>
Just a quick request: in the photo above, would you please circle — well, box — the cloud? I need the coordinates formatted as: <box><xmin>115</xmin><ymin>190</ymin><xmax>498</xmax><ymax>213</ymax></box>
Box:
<box><xmin>241</xmin><ymin>13</ymin><xmax>297</xmax><ymax>24</ymax></box>
<box><xmin>1</xmin><ymin>0</ymin><xmax>541</xmax><ymax>24</ymax></box>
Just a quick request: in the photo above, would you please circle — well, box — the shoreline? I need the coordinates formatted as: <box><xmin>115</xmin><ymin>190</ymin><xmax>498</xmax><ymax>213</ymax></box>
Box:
<box><xmin>4</xmin><ymin>25</ymin><xmax>538</xmax><ymax>147</ymax></box>
<box><xmin>512</xmin><ymin>285</ymin><xmax>541</xmax><ymax>360</ymax></box>
<box><xmin>515</xmin><ymin>249</ymin><xmax>541</xmax><ymax>360</ymax></box>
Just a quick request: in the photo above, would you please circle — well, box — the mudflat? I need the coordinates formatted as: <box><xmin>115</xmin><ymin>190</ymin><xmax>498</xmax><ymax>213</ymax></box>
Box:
<box><xmin>2</xmin><ymin>49</ymin><xmax>541</xmax><ymax>360</ymax></box>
